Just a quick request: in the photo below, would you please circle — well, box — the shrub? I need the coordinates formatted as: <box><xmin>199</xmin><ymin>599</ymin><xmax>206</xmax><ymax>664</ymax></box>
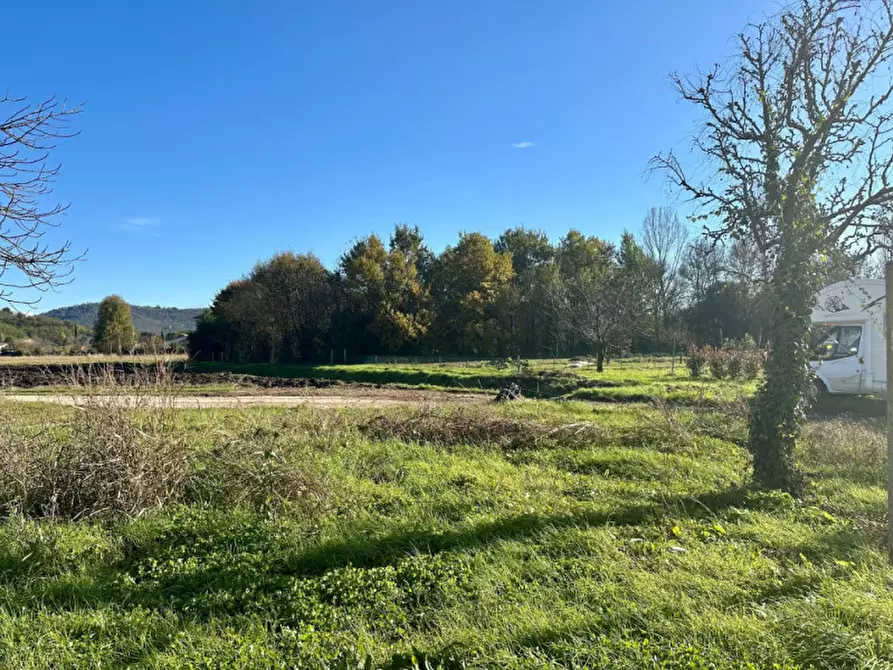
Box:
<box><xmin>0</xmin><ymin>394</ymin><xmax>186</xmax><ymax>520</ymax></box>
<box><xmin>703</xmin><ymin>346</ymin><xmax>727</xmax><ymax>379</ymax></box>
<box><xmin>699</xmin><ymin>344</ymin><xmax>764</xmax><ymax>381</ymax></box>
<box><xmin>741</xmin><ymin>351</ymin><xmax>762</xmax><ymax>380</ymax></box>
<box><xmin>191</xmin><ymin>428</ymin><xmax>329</xmax><ymax>515</ymax></box>
<box><xmin>686</xmin><ymin>345</ymin><xmax>707</xmax><ymax>378</ymax></box>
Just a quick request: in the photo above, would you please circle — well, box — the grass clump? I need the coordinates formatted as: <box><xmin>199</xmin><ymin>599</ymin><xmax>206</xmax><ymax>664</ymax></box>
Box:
<box><xmin>361</xmin><ymin>406</ymin><xmax>607</xmax><ymax>451</ymax></box>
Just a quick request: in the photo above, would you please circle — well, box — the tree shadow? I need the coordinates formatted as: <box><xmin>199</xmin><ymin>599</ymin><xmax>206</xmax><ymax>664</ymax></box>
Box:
<box><xmin>0</xmin><ymin>483</ymin><xmax>814</xmax><ymax>632</ymax></box>
<box><xmin>810</xmin><ymin>394</ymin><xmax>885</xmax><ymax>419</ymax></box>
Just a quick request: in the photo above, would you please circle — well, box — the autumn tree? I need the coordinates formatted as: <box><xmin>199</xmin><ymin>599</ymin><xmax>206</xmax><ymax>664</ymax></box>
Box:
<box><xmin>390</xmin><ymin>224</ymin><xmax>435</xmax><ymax>283</ymax></box>
<box><xmin>93</xmin><ymin>295</ymin><xmax>136</xmax><ymax>354</ymax></box>
<box><xmin>431</xmin><ymin>232</ymin><xmax>514</xmax><ymax>355</ymax></box>
<box><xmin>653</xmin><ymin>0</ymin><xmax>893</xmax><ymax>491</ymax></box>
<box><xmin>339</xmin><ymin>226</ymin><xmax>432</xmax><ymax>354</ymax></box>
<box><xmin>0</xmin><ymin>95</ymin><xmax>81</xmax><ymax>306</ymax></box>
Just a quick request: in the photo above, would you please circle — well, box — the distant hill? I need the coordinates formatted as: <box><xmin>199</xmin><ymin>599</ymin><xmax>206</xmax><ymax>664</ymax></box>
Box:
<box><xmin>43</xmin><ymin>303</ymin><xmax>204</xmax><ymax>334</ymax></box>
<box><xmin>0</xmin><ymin>308</ymin><xmax>89</xmax><ymax>349</ymax></box>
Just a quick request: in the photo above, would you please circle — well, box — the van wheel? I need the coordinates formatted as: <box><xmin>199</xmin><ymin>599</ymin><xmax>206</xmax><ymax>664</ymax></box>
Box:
<box><xmin>809</xmin><ymin>378</ymin><xmax>827</xmax><ymax>403</ymax></box>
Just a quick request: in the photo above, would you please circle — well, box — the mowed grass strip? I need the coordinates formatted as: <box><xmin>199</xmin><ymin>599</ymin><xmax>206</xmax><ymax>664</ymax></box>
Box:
<box><xmin>0</xmin><ymin>396</ymin><xmax>890</xmax><ymax>668</ymax></box>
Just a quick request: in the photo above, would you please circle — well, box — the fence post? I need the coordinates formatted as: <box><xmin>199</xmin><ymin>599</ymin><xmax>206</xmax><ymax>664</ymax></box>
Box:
<box><xmin>670</xmin><ymin>332</ymin><xmax>677</xmax><ymax>376</ymax></box>
<box><xmin>886</xmin><ymin>261</ymin><xmax>893</xmax><ymax>563</ymax></box>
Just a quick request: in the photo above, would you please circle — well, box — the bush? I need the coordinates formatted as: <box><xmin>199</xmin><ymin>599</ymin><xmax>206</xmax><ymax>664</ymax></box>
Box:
<box><xmin>741</xmin><ymin>351</ymin><xmax>762</xmax><ymax>380</ymax></box>
<box><xmin>693</xmin><ymin>344</ymin><xmax>763</xmax><ymax>381</ymax></box>
<box><xmin>686</xmin><ymin>345</ymin><xmax>707</xmax><ymax>377</ymax></box>
<box><xmin>706</xmin><ymin>346</ymin><xmax>728</xmax><ymax>379</ymax></box>
<box><xmin>0</xmin><ymin>394</ymin><xmax>186</xmax><ymax>520</ymax></box>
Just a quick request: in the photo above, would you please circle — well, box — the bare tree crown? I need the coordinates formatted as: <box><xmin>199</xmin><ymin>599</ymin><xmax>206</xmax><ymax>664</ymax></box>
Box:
<box><xmin>0</xmin><ymin>94</ymin><xmax>82</xmax><ymax>306</ymax></box>
<box><xmin>653</xmin><ymin>0</ymin><xmax>893</xmax><ymax>261</ymax></box>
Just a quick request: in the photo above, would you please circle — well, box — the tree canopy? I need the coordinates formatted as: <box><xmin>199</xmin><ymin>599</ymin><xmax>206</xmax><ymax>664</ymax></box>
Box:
<box><xmin>93</xmin><ymin>295</ymin><xmax>136</xmax><ymax>354</ymax></box>
<box><xmin>189</xmin><ymin>220</ymin><xmax>798</xmax><ymax>365</ymax></box>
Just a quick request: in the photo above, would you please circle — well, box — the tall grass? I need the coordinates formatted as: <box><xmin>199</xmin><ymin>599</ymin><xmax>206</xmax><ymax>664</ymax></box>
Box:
<box><xmin>0</xmin><ymin>369</ymin><xmax>186</xmax><ymax>519</ymax></box>
<box><xmin>0</xmin><ymin>368</ymin><xmax>331</xmax><ymax>520</ymax></box>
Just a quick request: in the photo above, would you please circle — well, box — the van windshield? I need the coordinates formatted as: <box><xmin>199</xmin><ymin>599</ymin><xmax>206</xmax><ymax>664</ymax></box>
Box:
<box><xmin>813</xmin><ymin>325</ymin><xmax>862</xmax><ymax>360</ymax></box>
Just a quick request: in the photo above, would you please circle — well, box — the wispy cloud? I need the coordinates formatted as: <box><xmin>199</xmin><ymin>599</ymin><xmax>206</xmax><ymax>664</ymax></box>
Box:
<box><xmin>512</xmin><ymin>141</ymin><xmax>535</xmax><ymax>149</ymax></box>
<box><xmin>120</xmin><ymin>217</ymin><xmax>160</xmax><ymax>233</ymax></box>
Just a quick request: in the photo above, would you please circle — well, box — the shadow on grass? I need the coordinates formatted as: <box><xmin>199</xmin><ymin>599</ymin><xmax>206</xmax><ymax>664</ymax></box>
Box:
<box><xmin>0</xmin><ymin>484</ymin><xmax>878</xmax><ymax>637</ymax></box>
<box><xmin>0</xmin><ymin>489</ymin><xmax>750</xmax><ymax>615</ymax></box>
<box><xmin>811</xmin><ymin>394</ymin><xmax>885</xmax><ymax>419</ymax></box>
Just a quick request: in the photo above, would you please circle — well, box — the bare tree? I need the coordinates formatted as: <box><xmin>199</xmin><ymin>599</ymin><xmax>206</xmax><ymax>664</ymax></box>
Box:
<box><xmin>641</xmin><ymin>206</ymin><xmax>688</xmax><ymax>341</ymax></box>
<box><xmin>552</xmin><ymin>232</ymin><xmax>650</xmax><ymax>371</ymax></box>
<box><xmin>652</xmin><ymin>0</ymin><xmax>893</xmax><ymax>491</ymax></box>
<box><xmin>0</xmin><ymin>94</ymin><xmax>81</xmax><ymax>306</ymax></box>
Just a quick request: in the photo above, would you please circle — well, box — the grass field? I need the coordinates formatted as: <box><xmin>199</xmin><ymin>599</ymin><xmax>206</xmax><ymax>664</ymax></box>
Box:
<box><xmin>0</xmin><ymin>369</ymin><xmax>890</xmax><ymax>668</ymax></box>
<box><xmin>190</xmin><ymin>358</ymin><xmax>755</xmax><ymax>405</ymax></box>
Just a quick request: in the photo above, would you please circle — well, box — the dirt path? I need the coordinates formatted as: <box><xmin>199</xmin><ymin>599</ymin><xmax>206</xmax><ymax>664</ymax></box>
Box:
<box><xmin>0</xmin><ymin>390</ymin><xmax>489</xmax><ymax>409</ymax></box>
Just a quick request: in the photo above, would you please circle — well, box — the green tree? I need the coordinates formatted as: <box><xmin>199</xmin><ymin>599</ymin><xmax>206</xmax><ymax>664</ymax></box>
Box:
<box><xmin>249</xmin><ymin>253</ymin><xmax>334</xmax><ymax>363</ymax></box>
<box><xmin>653</xmin><ymin>0</ymin><xmax>893</xmax><ymax>491</ymax></box>
<box><xmin>494</xmin><ymin>227</ymin><xmax>554</xmax><ymax>356</ymax></box>
<box><xmin>189</xmin><ymin>254</ymin><xmax>334</xmax><ymax>363</ymax></box>
<box><xmin>93</xmin><ymin>295</ymin><xmax>136</xmax><ymax>354</ymax></box>
<box><xmin>431</xmin><ymin>232</ymin><xmax>514</xmax><ymax>355</ymax></box>
<box><xmin>339</xmin><ymin>228</ymin><xmax>432</xmax><ymax>354</ymax></box>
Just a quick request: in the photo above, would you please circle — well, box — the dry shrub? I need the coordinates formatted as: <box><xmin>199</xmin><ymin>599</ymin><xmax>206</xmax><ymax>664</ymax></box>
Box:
<box><xmin>0</xmin><ymin>369</ymin><xmax>336</xmax><ymax>519</ymax></box>
<box><xmin>621</xmin><ymin>399</ymin><xmax>695</xmax><ymax>452</ymax></box>
<box><xmin>802</xmin><ymin>418</ymin><xmax>885</xmax><ymax>481</ymax></box>
<box><xmin>0</xmin><ymin>392</ymin><xmax>186</xmax><ymax>520</ymax></box>
<box><xmin>361</xmin><ymin>407</ymin><xmax>606</xmax><ymax>450</ymax></box>
<box><xmin>190</xmin><ymin>422</ymin><xmax>331</xmax><ymax>515</ymax></box>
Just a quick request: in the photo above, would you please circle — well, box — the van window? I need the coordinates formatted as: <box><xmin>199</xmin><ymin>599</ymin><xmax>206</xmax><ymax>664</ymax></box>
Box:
<box><xmin>815</xmin><ymin>325</ymin><xmax>862</xmax><ymax>360</ymax></box>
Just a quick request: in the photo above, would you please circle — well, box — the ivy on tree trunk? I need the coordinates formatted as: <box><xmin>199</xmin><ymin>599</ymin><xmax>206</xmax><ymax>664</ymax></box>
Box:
<box><xmin>748</xmin><ymin>243</ymin><xmax>817</xmax><ymax>492</ymax></box>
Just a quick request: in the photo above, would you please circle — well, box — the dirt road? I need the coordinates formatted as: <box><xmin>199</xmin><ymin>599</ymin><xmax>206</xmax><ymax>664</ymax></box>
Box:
<box><xmin>0</xmin><ymin>389</ymin><xmax>489</xmax><ymax>409</ymax></box>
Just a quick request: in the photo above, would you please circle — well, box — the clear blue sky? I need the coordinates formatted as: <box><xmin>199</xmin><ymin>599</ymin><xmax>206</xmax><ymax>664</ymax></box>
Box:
<box><xmin>7</xmin><ymin>1</ymin><xmax>779</xmax><ymax>311</ymax></box>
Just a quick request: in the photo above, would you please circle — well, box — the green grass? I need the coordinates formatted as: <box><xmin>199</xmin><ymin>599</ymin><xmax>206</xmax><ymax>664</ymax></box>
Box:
<box><xmin>0</xmin><ymin>393</ymin><xmax>890</xmax><ymax>668</ymax></box>
<box><xmin>189</xmin><ymin>358</ymin><xmax>753</xmax><ymax>404</ymax></box>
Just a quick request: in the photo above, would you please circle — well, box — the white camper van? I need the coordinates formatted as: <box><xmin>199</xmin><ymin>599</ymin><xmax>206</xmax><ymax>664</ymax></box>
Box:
<box><xmin>810</xmin><ymin>278</ymin><xmax>886</xmax><ymax>396</ymax></box>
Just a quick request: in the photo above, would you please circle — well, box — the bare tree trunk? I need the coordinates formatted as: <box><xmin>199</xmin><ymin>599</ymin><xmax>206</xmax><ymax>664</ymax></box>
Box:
<box><xmin>596</xmin><ymin>344</ymin><xmax>605</xmax><ymax>373</ymax></box>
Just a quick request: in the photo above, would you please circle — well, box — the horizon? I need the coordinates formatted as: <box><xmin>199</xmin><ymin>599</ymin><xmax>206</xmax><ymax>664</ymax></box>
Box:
<box><xmin>6</xmin><ymin>0</ymin><xmax>779</xmax><ymax>311</ymax></box>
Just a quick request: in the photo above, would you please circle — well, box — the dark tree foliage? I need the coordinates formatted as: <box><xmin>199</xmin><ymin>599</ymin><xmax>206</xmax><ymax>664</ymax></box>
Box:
<box><xmin>190</xmin><ymin>217</ymin><xmax>853</xmax><ymax>379</ymax></box>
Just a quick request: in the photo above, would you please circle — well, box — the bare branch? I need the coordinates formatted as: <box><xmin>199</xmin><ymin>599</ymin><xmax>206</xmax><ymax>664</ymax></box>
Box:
<box><xmin>0</xmin><ymin>94</ymin><xmax>83</xmax><ymax>306</ymax></box>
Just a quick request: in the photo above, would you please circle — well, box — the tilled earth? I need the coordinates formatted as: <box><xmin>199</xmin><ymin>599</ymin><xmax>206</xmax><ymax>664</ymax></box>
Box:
<box><xmin>0</xmin><ymin>363</ymin><xmax>343</xmax><ymax>390</ymax></box>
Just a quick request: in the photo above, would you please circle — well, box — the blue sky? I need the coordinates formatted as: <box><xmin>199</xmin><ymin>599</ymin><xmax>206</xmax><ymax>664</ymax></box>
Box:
<box><xmin>6</xmin><ymin>1</ymin><xmax>779</xmax><ymax>310</ymax></box>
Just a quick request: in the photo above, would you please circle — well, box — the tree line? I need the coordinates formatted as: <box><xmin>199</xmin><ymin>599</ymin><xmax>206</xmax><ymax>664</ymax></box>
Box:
<box><xmin>187</xmin><ymin>208</ymin><xmax>863</xmax><ymax>369</ymax></box>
